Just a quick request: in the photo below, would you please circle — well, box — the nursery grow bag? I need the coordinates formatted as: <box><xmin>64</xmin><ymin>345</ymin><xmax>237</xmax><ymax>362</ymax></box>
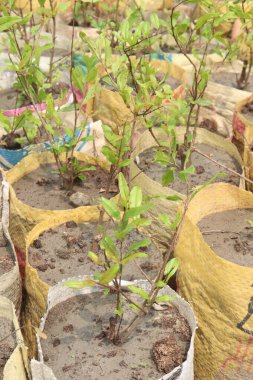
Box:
<box><xmin>175</xmin><ymin>183</ymin><xmax>253</xmax><ymax>379</ymax></box>
<box><xmin>20</xmin><ymin>213</ymin><xmax>109</xmax><ymax>358</ymax></box>
<box><xmin>232</xmin><ymin>94</ymin><xmax>253</xmax><ymax>191</ymax></box>
<box><xmin>233</xmin><ymin>93</ymin><xmax>253</xmax><ymax>155</ymax></box>
<box><xmin>129</xmin><ymin>127</ymin><xmax>244</xmax><ymax>252</ymax></box>
<box><xmin>0</xmin><ymin>296</ymin><xmax>29</xmax><ymax>380</ymax></box>
<box><xmin>31</xmin><ymin>278</ymin><xmax>196</xmax><ymax>380</ymax></box>
<box><xmin>6</xmin><ymin>151</ymin><xmax>109</xmax><ymax>256</ymax></box>
<box><xmin>204</xmin><ymin>79</ymin><xmax>251</xmax><ymax>139</ymax></box>
<box><xmin>0</xmin><ymin>172</ymin><xmax>21</xmax><ymax>313</ymax></box>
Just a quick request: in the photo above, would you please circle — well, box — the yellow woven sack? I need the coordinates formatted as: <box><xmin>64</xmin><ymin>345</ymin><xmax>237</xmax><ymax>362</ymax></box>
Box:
<box><xmin>21</xmin><ymin>212</ymin><xmax>105</xmax><ymax>358</ymax></box>
<box><xmin>0</xmin><ymin>173</ymin><xmax>21</xmax><ymax>313</ymax></box>
<box><xmin>175</xmin><ymin>183</ymin><xmax>253</xmax><ymax>379</ymax></box>
<box><xmin>0</xmin><ymin>296</ymin><xmax>29</xmax><ymax>380</ymax></box>
<box><xmin>130</xmin><ymin>127</ymin><xmax>243</xmax><ymax>252</ymax></box>
<box><xmin>233</xmin><ymin>94</ymin><xmax>253</xmax><ymax>153</ymax></box>
<box><xmin>5</xmin><ymin>151</ymin><xmax>107</xmax><ymax>255</ymax></box>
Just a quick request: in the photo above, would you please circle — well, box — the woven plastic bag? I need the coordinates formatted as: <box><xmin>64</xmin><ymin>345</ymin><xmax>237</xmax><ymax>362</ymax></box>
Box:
<box><xmin>129</xmin><ymin>127</ymin><xmax>243</xmax><ymax>252</ymax></box>
<box><xmin>20</xmin><ymin>210</ymin><xmax>109</xmax><ymax>358</ymax></box>
<box><xmin>0</xmin><ymin>296</ymin><xmax>29</xmax><ymax>380</ymax></box>
<box><xmin>233</xmin><ymin>94</ymin><xmax>253</xmax><ymax>154</ymax></box>
<box><xmin>31</xmin><ymin>277</ymin><xmax>196</xmax><ymax>380</ymax></box>
<box><xmin>0</xmin><ymin>172</ymin><xmax>21</xmax><ymax>313</ymax></box>
<box><xmin>6</xmin><ymin>151</ymin><xmax>108</xmax><ymax>255</ymax></box>
<box><xmin>175</xmin><ymin>183</ymin><xmax>253</xmax><ymax>379</ymax></box>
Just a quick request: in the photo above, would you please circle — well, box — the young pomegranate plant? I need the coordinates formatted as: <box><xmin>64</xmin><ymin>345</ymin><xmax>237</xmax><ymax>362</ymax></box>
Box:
<box><xmin>169</xmin><ymin>0</ymin><xmax>234</xmax><ymax>159</ymax></box>
<box><xmin>230</xmin><ymin>0</ymin><xmax>253</xmax><ymax>89</ymax></box>
<box><xmin>0</xmin><ymin>4</ymin><xmax>100</xmax><ymax>190</ymax></box>
<box><xmin>65</xmin><ymin>172</ymin><xmax>181</xmax><ymax>343</ymax></box>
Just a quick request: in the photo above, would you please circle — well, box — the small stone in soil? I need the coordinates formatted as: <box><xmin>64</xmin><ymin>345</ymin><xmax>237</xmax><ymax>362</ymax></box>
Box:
<box><xmin>66</xmin><ymin>235</ymin><xmax>77</xmax><ymax>247</ymax></box>
<box><xmin>66</xmin><ymin>221</ymin><xmax>78</xmax><ymax>228</ymax></box>
<box><xmin>59</xmin><ymin>269</ymin><xmax>65</xmax><ymax>274</ymax></box>
<box><xmin>36</xmin><ymin>177</ymin><xmax>52</xmax><ymax>186</ymax></box>
<box><xmin>196</xmin><ymin>165</ymin><xmax>205</xmax><ymax>175</ymax></box>
<box><xmin>33</xmin><ymin>239</ymin><xmax>42</xmax><ymax>249</ymax></box>
<box><xmin>53</xmin><ymin>338</ymin><xmax>61</xmax><ymax>347</ymax></box>
<box><xmin>37</xmin><ymin>263</ymin><xmax>48</xmax><ymax>272</ymax></box>
<box><xmin>69</xmin><ymin>192</ymin><xmax>92</xmax><ymax>207</ymax></box>
<box><xmin>63</xmin><ymin>324</ymin><xmax>74</xmax><ymax>333</ymax></box>
<box><xmin>78</xmin><ymin>257</ymin><xmax>85</xmax><ymax>263</ymax></box>
<box><xmin>56</xmin><ymin>249</ymin><xmax>69</xmax><ymax>260</ymax></box>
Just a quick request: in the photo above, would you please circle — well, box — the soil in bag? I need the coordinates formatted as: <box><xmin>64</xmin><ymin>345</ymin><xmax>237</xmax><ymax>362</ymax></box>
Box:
<box><xmin>0</xmin><ymin>318</ymin><xmax>16</xmax><ymax>380</ymax></box>
<box><xmin>41</xmin><ymin>293</ymin><xmax>191</xmax><ymax>380</ymax></box>
<box><xmin>198</xmin><ymin>208</ymin><xmax>253</xmax><ymax>267</ymax></box>
<box><xmin>212</xmin><ymin>71</ymin><xmax>253</xmax><ymax>93</ymax></box>
<box><xmin>138</xmin><ymin>143</ymin><xmax>241</xmax><ymax>195</ymax></box>
<box><xmin>28</xmin><ymin>221</ymin><xmax>162</xmax><ymax>285</ymax></box>
<box><xmin>13</xmin><ymin>164</ymin><xmax>118</xmax><ymax>210</ymax></box>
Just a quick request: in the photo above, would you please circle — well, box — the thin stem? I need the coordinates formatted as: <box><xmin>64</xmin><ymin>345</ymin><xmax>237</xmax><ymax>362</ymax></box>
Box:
<box><xmin>49</xmin><ymin>0</ymin><xmax>56</xmax><ymax>85</ymax></box>
<box><xmin>193</xmin><ymin>147</ymin><xmax>253</xmax><ymax>186</ymax></box>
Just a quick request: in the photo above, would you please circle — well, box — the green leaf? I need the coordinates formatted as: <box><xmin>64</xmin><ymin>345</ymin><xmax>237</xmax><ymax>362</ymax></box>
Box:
<box><xmin>248</xmin><ymin>220</ymin><xmax>253</xmax><ymax>228</ymax></box>
<box><xmin>129</xmin><ymin>303</ymin><xmax>141</xmax><ymax>312</ymax></box>
<box><xmin>155</xmin><ymin>294</ymin><xmax>174</xmax><ymax>303</ymax></box>
<box><xmin>46</xmin><ymin>94</ymin><xmax>55</xmax><ymax>118</ymax></box>
<box><xmin>155</xmin><ymin>281</ymin><xmax>166</xmax><ymax>288</ymax></box>
<box><xmin>0</xmin><ymin>16</ymin><xmax>23</xmax><ymax>32</ymax></box>
<box><xmin>87</xmin><ymin>251</ymin><xmax>99</xmax><ymax>265</ymax></box>
<box><xmin>128</xmin><ymin>285</ymin><xmax>150</xmax><ymax>300</ymax></box>
<box><xmin>72</xmin><ymin>66</ymin><xmax>86</xmax><ymax>92</ymax></box>
<box><xmin>125</xmin><ymin>239</ymin><xmax>151</xmax><ymax>255</ymax></box>
<box><xmin>162</xmin><ymin>168</ymin><xmax>174</xmax><ymax>186</ymax></box>
<box><xmin>150</xmin><ymin>13</ymin><xmax>160</xmax><ymax>29</ymax></box>
<box><xmin>158</xmin><ymin>214</ymin><xmax>170</xmax><ymax>226</ymax></box>
<box><xmin>100</xmin><ymin>235</ymin><xmax>120</xmax><ymax>263</ymax></box>
<box><xmin>64</xmin><ymin>279</ymin><xmax>95</xmax><ymax>288</ymax></box>
<box><xmin>57</xmin><ymin>1</ymin><xmax>71</xmax><ymax>12</ymax></box>
<box><xmin>118</xmin><ymin>159</ymin><xmax>132</xmax><ymax>168</ymax></box>
<box><xmin>164</xmin><ymin>258</ymin><xmax>179</xmax><ymax>281</ymax></box>
<box><xmin>118</xmin><ymin>172</ymin><xmax>129</xmax><ymax>202</ymax></box>
<box><xmin>178</xmin><ymin>165</ymin><xmax>195</xmax><ymax>183</ymax></box>
<box><xmin>101</xmin><ymin>145</ymin><xmax>117</xmax><ymax>165</ymax></box>
<box><xmin>95</xmin><ymin>264</ymin><xmax>120</xmax><ymax>285</ymax></box>
<box><xmin>124</xmin><ymin>204</ymin><xmax>153</xmax><ymax>220</ymax></box>
<box><xmin>100</xmin><ymin>198</ymin><xmax>121</xmax><ymax>221</ymax></box>
<box><xmin>121</xmin><ymin>252</ymin><xmax>147</xmax><ymax>265</ymax></box>
<box><xmin>129</xmin><ymin>186</ymin><xmax>142</xmax><ymax>208</ymax></box>
<box><xmin>165</xmin><ymin>195</ymin><xmax>183</xmax><ymax>201</ymax></box>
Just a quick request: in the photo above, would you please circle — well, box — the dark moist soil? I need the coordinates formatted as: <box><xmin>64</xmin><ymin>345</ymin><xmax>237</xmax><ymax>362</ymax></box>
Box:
<box><xmin>41</xmin><ymin>293</ymin><xmax>191</xmax><ymax>380</ymax></box>
<box><xmin>13</xmin><ymin>164</ymin><xmax>117</xmax><ymax>210</ymax></box>
<box><xmin>28</xmin><ymin>221</ymin><xmax>162</xmax><ymax>286</ymax></box>
<box><xmin>0</xmin><ymin>318</ymin><xmax>16</xmax><ymax>380</ymax></box>
<box><xmin>198</xmin><ymin>208</ymin><xmax>253</xmax><ymax>267</ymax></box>
<box><xmin>138</xmin><ymin>143</ymin><xmax>241</xmax><ymax>195</ymax></box>
<box><xmin>212</xmin><ymin>71</ymin><xmax>253</xmax><ymax>93</ymax></box>
<box><xmin>240</xmin><ymin>99</ymin><xmax>253</xmax><ymax>123</ymax></box>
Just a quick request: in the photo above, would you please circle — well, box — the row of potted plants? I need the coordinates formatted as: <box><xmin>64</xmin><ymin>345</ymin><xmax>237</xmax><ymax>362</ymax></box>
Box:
<box><xmin>0</xmin><ymin>0</ymin><xmax>253</xmax><ymax>379</ymax></box>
